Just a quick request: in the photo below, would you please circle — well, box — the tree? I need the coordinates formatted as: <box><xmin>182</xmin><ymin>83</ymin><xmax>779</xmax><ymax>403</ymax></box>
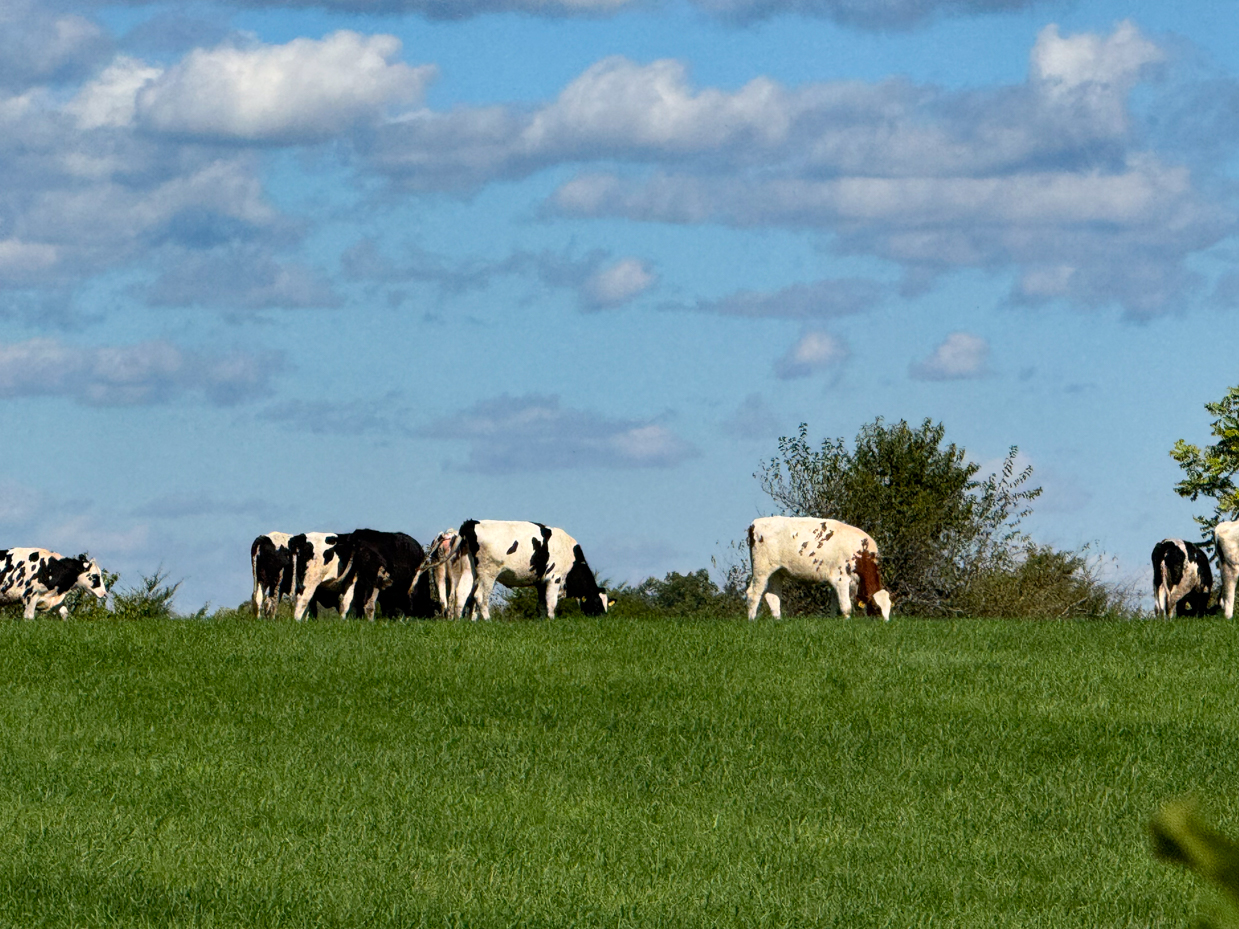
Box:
<box><xmin>1171</xmin><ymin>384</ymin><xmax>1239</xmax><ymax>534</ymax></box>
<box><xmin>758</xmin><ymin>418</ymin><xmax>1041</xmax><ymax>616</ymax></box>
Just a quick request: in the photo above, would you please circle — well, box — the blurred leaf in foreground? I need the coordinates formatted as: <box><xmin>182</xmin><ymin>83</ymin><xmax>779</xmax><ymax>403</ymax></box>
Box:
<box><xmin>1152</xmin><ymin>800</ymin><xmax>1239</xmax><ymax>926</ymax></box>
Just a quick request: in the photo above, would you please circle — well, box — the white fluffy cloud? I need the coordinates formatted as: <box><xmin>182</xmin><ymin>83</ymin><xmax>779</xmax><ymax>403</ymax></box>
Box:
<box><xmin>0</xmin><ymin>16</ymin><xmax>1227</xmax><ymax>321</ymax></box>
<box><xmin>909</xmin><ymin>332</ymin><xmax>991</xmax><ymax>380</ymax></box>
<box><xmin>774</xmin><ymin>331</ymin><xmax>849</xmax><ymax>379</ymax></box>
<box><xmin>350</xmin><ymin>23</ymin><xmax>1229</xmax><ymax>317</ymax></box>
<box><xmin>0</xmin><ymin>338</ymin><xmax>281</xmax><ymax>405</ymax></box>
<box><xmin>581</xmin><ymin>258</ymin><xmax>656</xmax><ymax>309</ymax></box>
<box><xmin>136</xmin><ymin>31</ymin><xmax>435</xmax><ymax>143</ymax></box>
<box><xmin>419</xmin><ymin>394</ymin><xmax>698</xmax><ymax>472</ymax></box>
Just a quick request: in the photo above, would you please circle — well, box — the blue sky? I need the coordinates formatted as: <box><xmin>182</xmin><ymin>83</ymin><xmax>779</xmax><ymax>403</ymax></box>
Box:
<box><xmin>2</xmin><ymin>0</ymin><xmax>1237</xmax><ymax>610</ymax></box>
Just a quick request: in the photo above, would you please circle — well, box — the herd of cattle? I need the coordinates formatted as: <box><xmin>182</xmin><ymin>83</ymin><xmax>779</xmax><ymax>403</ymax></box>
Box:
<box><xmin>0</xmin><ymin>515</ymin><xmax>1237</xmax><ymax>622</ymax></box>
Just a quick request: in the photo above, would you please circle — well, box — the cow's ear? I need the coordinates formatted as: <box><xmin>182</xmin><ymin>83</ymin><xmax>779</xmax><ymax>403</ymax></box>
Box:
<box><xmin>76</xmin><ymin>553</ymin><xmax>88</xmax><ymax>562</ymax></box>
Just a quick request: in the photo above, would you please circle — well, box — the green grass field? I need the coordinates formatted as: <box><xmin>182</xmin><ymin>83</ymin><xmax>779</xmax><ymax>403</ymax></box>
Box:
<box><xmin>0</xmin><ymin>616</ymin><xmax>1235</xmax><ymax>928</ymax></box>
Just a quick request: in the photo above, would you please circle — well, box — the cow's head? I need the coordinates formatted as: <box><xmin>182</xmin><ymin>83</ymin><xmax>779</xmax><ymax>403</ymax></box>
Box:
<box><xmin>74</xmin><ymin>555</ymin><xmax>108</xmax><ymax>601</ymax></box>
<box><xmin>871</xmin><ymin>588</ymin><xmax>891</xmax><ymax>621</ymax></box>
<box><xmin>580</xmin><ymin>589</ymin><xmax>610</xmax><ymax>616</ymax></box>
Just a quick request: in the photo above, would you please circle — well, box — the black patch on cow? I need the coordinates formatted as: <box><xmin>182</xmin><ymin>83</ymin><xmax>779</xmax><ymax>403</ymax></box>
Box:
<box><xmin>458</xmin><ymin>520</ymin><xmax>480</xmax><ymax>559</ymax></box>
<box><xmin>252</xmin><ymin>535</ymin><xmax>294</xmax><ymax>606</ymax></box>
<box><xmin>289</xmin><ymin>534</ymin><xmax>313</xmax><ymax>594</ymax></box>
<box><xmin>507</xmin><ymin>540</ymin><xmax>519</xmax><ymax>555</ymax></box>
<box><xmin>28</xmin><ymin>552</ymin><xmax>39</xmax><ymax>562</ymax></box>
<box><xmin>565</xmin><ymin>544</ymin><xmax>606</xmax><ymax>616</ymax></box>
<box><xmin>458</xmin><ymin>518</ymin><xmax>481</xmax><ymax>617</ymax></box>
<box><xmin>529</xmin><ymin>524</ymin><xmax>553</xmax><ymax>580</ymax></box>
<box><xmin>37</xmin><ymin>557</ymin><xmax>84</xmax><ymax>595</ymax></box>
<box><xmin>1152</xmin><ymin>540</ymin><xmax>1186</xmax><ymax>591</ymax></box>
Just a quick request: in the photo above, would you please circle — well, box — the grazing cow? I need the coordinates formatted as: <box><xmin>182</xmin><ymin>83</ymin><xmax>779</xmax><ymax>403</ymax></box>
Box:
<box><xmin>1214</xmin><ymin>521</ymin><xmax>1239</xmax><ymax>620</ymax></box>
<box><xmin>1151</xmin><ymin>538</ymin><xmax>1213</xmax><ymax>618</ymax></box>
<box><xmin>453</xmin><ymin>519</ymin><xmax>609</xmax><ymax>620</ymax></box>
<box><xmin>251</xmin><ymin>531</ymin><xmax>293</xmax><ymax>618</ymax></box>
<box><xmin>291</xmin><ymin>529</ymin><xmax>434</xmax><ymax>621</ymax></box>
<box><xmin>746</xmin><ymin>516</ymin><xmax>892</xmax><ymax>621</ymax></box>
<box><xmin>0</xmin><ymin>548</ymin><xmax>109</xmax><ymax>619</ymax></box>
<box><xmin>415</xmin><ymin>528</ymin><xmax>470</xmax><ymax>618</ymax></box>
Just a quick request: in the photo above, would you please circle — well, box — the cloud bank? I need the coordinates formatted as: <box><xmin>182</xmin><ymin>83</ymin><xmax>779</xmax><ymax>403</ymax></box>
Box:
<box><xmin>419</xmin><ymin>394</ymin><xmax>699</xmax><ymax>472</ymax></box>
<box><xmin>0</xmin><ymin>338</ymin><xmax>281</xmax><ymax>405</ymax></box>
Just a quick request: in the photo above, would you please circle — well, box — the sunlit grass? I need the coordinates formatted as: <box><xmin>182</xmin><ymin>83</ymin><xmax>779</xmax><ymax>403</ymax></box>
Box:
<box><xmin>0</xmin><ymin>616</ymin><xmax>1232</xmax><ymax>927</ymax></box>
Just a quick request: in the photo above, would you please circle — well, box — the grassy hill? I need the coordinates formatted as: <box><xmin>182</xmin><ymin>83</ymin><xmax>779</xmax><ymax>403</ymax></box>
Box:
<box><xmin>0</xmin><ymin>616</ymin><xmax>1233</xmax><ymax>927</ymax></box>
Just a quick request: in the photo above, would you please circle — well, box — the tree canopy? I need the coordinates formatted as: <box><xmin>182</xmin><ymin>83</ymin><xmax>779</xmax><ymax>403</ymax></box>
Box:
<box><xmin>1171</xmin><ymin>384</ymin><xmax>1239</xmax><ymax>533</ymax></box>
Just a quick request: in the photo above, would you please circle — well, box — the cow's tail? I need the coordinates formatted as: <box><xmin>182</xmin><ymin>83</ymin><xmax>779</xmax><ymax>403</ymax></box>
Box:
<box><xmin>251</xmin><ymin>544</ymin><xmax>262</xmax><ymax>616</ymax></box>
<box><xmin>408</xmin><ymin>531</ymin><xmax>461</xmax><ymax>601</ymax></box>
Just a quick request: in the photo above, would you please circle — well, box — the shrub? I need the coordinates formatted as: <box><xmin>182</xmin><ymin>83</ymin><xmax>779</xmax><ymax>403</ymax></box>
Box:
<box><xmin>632</xmin><ymin>569</ymin><xmax>742</xmax><ymax>615</ymax></box>
<box><xmin>107</xmin><ymin>572</ymin><xmax>192</xmax><ymax>621</ymax></box>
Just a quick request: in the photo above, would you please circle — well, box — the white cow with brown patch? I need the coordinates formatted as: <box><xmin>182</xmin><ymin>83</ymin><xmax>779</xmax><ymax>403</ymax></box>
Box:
<box><xmin>1216</xmin><ymin>520</ymin><xmax>1239</xmax><ymax>620</ymax></box>
<box><xmin>746</xmin><ymin>516</ymin><xmax>891</xmax><ymax>620</ymax></box>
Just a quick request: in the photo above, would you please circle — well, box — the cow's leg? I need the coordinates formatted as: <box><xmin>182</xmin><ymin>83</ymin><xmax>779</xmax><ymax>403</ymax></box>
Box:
<box><xmin>267</xmin><ymin>568</ymin><xmax>285</xmax><ymax>618</ymax></box>
<box><xmin>58</xmin><ymin>605</ymin><xmax>69</xmax><ymax>620</ymax></box>
<box><xmin>472</xmin><ymin>574</ymin><xmax>496</xmax><ymax>621</ymax></box>
<box><xmin>746</xmin><ymin>570</ymin><xmax>773</xmax><ymax>620</ymax></box>
<box><xmin>1166</xmin><ymin>594</ymin><xmax>1178</xmax><ymax>620</ymax></box>
<box><xmin>448</xmin><ymin>562</ymin><xmax>470</xmax><ymax>620</ymax></box>
<box><xmin>23</xmin><ymin>599</ymin><xmax>36</xmax><ymax>620</ymax></box>
<box><xmin>1221</xmin><ymin>561</ymin><xmax>1238</xmax><ymax>620</ymax></box>
<box><xmin>293</xmin><ymin>583</ymin><xmax>316</xmax><ymax>622</ymax></box>
<box><xmin>338</xmin><ymin>581</ymin><xmax>358</xmax><ymax>620</ymax></box>
<box><xmin>434</xmin><ymin>566</ymin><xmax>449</xmax><ymax>616</ymax></box>
<box><xmin>543</xmin><ymin>580</ymin><xmax>564</xmax><ymax>619</ymax></box>
<box><xmin>362</xmin><ymin>585</ymin><xmax>382</xmax><ymax>622</ymax></box>
<box><xmin>763</xmin><ymin>573</ymin><xmax>783</xmax><ymax>619</ymax></box>
<box><xmin>1152</xmin><ymin>582</ymin><xmax>1166</xmax><ymax>618</ymax></box>
<box><xmin>833</xmin><ymin>571</ymin><xmax>854</xmax><ymax>618</ymax></box>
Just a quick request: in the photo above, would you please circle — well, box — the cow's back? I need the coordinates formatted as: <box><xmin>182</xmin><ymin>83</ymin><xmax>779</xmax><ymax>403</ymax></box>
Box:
<box><xmin>467</xmin><ymin>520</ymin><xmax>554</xmax><ymax>582</ymax></box>
<box><xmin>749</xmin><ymin>516</ymin><xmax>873</xmax><ymax>580</ymax></box>
<box><xmin>0</xmin><ymin>548</ymin><xmax>54</xmax><ymax>599</ymax></box>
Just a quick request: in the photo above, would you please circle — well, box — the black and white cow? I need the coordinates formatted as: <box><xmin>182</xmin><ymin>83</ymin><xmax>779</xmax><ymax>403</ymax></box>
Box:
<box><xmin>1152</xmin><ymin>538</ymin><xmax>1213</xmax><ymax>618</ymax></box>
<box><xmin>251</xmin><ymin>531</ymin><xmax>293</xmax><ymax>618</ymax></box>
<box><xmin>290</xmin><ymin>529</ymin><xmax>434</xmax><ymax>621</ymax></box>
<box><xmin>745</xmin><ymin>516</ymin><xmax>892</xmax><ymax>620</ymax></box>
<box><xmin>1213</xmin><ymin>521</ymin><xmax>1238</xmax><ymax>620</ymax></box>
<box><xmin>452</xmin><ymin>519</ymin><xmax>609</xmax><ymax>620</ymax></box>
<box><xmin>0</xmin><ymin>548</ymin><xmax>109</xmax><ymax>619</ymax></box>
